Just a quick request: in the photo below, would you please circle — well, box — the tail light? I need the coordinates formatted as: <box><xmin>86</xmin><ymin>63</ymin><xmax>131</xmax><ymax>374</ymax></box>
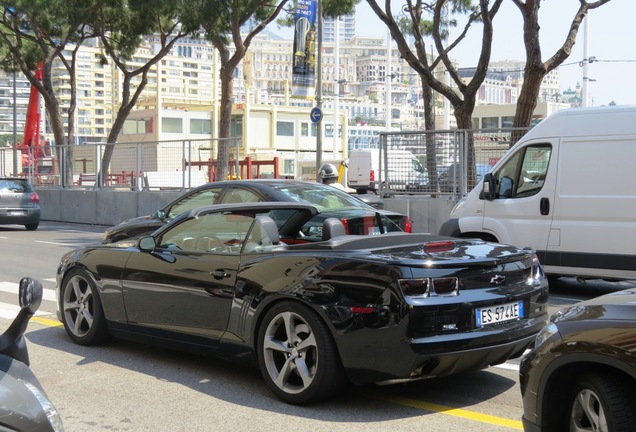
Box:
<box><xmin>399</xmin><ymin>277</ymin><xmax>460</xmax><ymax>299</ymax></box>
<box><xmin>403</xmin><ymin>216</ymin><xmax>412</xmax><ymax>233</ymax></box>
<box><xmin>340</xmin><ymin>218</ymin><xmax>350</xmax><ymax>234</ymax></box>
<box><xmin>423</xmin><ymin>240</ymin><xmax>454</xmax><ymax>252</ymax></box>
<box><xmin>30</xmin><ymin>192</ymin><xmax>39</xmax><ymax>203</ymax></box>
<box><xmin>370</xmin><ymin>170</ymin><xmax>375</xmax><ymax>182</ymax></box>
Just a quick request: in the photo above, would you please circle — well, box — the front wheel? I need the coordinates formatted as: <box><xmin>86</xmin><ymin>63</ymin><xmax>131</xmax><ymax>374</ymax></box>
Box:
<box><xmin>566</xmin><ymin>371</ymin><xmax>636</xmax><ymax>431</ymax></box>
<box><xmin>257</xmin><ymin>302</ymin><xmax>346</xmax><ymax>405</ymax></box>
<box><xmin>61</xmin><ymin>268</ymin><xmax>109</xmax><ymax>345</ymax></box>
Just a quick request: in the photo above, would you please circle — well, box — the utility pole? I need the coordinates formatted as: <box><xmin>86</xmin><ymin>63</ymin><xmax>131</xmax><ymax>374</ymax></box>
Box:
<box><xmin>385</xmin><ymin>27</ymin><xmax>391</xmax><ymax>132</ymax></box>
<box><xmin>315</xmin><ymin>0</ymin><xmax>323</xmax><ymax>175</ymax></box>
<box><xmin>333</xmin><ymin>16</ymin><xmax>339</xmax><ymax>158</ymax></box>
<box><xmin>582</xmin><ymin>14</ymin><xmax>591</xmax><ymax>107</ymax></box>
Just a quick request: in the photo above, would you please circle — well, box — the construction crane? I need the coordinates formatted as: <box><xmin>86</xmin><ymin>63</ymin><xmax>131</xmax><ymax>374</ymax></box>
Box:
<box><xmin>18</xmin><ymin>62</ymin><xmax>55</xmax><ymax>181</ymax></box>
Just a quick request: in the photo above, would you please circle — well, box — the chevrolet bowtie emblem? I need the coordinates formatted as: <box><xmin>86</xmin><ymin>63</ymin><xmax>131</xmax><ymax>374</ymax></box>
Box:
<box><xmin>490</xmin><ymin>275</ymin><xmax>506</xmax><ymax>285</ymax></box>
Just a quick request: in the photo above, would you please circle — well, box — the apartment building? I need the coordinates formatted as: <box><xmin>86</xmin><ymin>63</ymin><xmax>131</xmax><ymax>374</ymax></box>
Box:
<box><xmin>3</xmin><ymin>28</ymin><xmax>570</xmax><ymax>165</ymax></box>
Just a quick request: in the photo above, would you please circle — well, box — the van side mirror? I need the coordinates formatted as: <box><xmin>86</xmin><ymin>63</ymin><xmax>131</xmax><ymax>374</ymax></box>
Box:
<box><xmin>482</xmin><ymin>173</ymin><xmax>496</xmax><ymax>201</ymax></box>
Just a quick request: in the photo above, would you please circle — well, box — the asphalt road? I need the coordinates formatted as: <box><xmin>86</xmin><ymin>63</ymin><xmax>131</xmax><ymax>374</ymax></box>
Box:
<box><xmin>0</xmin><ymin>221</ymin><xmax>630</xmax><ymax>432</ymax></box>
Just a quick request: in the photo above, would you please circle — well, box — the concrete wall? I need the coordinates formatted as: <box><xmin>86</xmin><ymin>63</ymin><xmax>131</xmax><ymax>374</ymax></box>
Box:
<box><xmin>37</xmin><ymin>188</ymin><xmax>456</xmax><ymax>235</ymax></box>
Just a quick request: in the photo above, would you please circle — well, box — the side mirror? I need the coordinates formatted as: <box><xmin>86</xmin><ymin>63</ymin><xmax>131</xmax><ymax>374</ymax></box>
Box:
<box><xmin>482</xmin><ymin>173</ymin><xmax>496</xmax><ymax>201</ymax></box>
<box><xmin>0</xmin><ymin>277</ymin><xmax>43</xmax><ymax>365</ymax></box>
<box><xmin>19</xmin><ymin>277</ymin><xmax>43</xmax><ymax>315</ymax></box>
<box><xmin>139</xmin><ymin>236</ymin><xmax>157</xmax><ymax>251</ymax></box>
<box><xmin>155</xmin><ymin>209</ymin><xmax>166</xmax><ymax>220</ymax></box>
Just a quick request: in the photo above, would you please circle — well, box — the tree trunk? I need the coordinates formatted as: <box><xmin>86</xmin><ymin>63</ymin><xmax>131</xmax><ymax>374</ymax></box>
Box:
<box><xmin>217</xmin><ymin>64</ymin><xmax>234</xmax><ymax>181</ymax></box>
<box><xmin>422</xmin><ymin>83</ymin><xmax>438</xmax><ymax>193</ymax></box>
<box><xmin>454</xmin><ymin>101</ymin><xmax>477</xmax><ymax>190</ymax></box>
<box><xmin>512</xmin><ymin>67</ymin><xmax>545</xmax><ymax>146</ymax></box>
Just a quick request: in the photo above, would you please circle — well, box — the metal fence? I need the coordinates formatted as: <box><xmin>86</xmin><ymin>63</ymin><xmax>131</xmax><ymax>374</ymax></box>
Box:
<box><xmin>377</xmin><ymin>127</ymin><xmax>531</xmax><ymax>197</ymax></box>
<box><xmin>0</xmin><ymin>137</ymin><xmax>286</xmax><ymax>190</ymax></box>
<box><xmin>0</xmin><ymin>128</ymin><xmax>530</xmax><ymax>196</ymax></box>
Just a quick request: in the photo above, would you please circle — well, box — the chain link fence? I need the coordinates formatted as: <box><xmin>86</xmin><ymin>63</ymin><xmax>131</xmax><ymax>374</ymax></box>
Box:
<box><xmin>376</xmin><ymin>128</ymin><xmax>531</xmax><ymax>197</ymax></box>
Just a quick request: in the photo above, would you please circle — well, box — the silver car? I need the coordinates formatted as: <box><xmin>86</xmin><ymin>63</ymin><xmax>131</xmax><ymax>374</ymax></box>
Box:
<box><xmin>0</xmin><ymin>177</ymin><xmax>40</xmax><ymax>230</ymax></box>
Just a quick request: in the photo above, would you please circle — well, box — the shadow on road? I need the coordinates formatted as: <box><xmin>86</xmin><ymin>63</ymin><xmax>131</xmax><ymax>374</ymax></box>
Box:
<box><xmin>27</xmin><ymin>325</ymin><xmax>517</xmax><ymax>423</ymax></box>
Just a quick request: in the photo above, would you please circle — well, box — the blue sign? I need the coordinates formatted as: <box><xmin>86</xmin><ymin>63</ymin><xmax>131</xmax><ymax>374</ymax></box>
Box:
<box><xmin>310</xmin><ymin>107</ymin><xmax>323</xmax><ymax>124</ymax></box>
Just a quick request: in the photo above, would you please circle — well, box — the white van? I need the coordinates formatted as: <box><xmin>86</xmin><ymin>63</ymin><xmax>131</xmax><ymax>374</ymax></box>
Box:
<box><xmin>439</xmin><ymin>105</ymin><xmax>636</xmax><ymax>281</ymax></box>
<box><xmin>347</xmin><ymin>149</ymin><xmax>428</xmax><ymax>193</ymax></box>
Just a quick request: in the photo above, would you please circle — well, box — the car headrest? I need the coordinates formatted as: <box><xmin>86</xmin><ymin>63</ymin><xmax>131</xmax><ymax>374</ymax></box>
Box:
<box><xmin>253</xmin><ymin>215</ymin><xmax>280</xmax><ymax>246</ymax></box>
<box><xmin>322</xmin><ymin>218</ymin><xmax>346</xmax><ymax>240</ymax></box>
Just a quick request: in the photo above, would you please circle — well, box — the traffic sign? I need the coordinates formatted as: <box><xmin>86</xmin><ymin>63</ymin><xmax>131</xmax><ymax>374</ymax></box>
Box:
<box><xmin>310</xmin><ymin>107</ymin><xmax>323</xmax><ymax>124</ymax></box>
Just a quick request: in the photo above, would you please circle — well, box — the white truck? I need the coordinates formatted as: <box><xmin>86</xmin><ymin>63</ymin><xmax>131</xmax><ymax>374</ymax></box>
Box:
<box><xmin>347</xmin><ymin>149</ymin><xmax>428</xmax><ymax>193</ymax></box>
<box><xmin>439</xmin><ymin>105</ymin><xmax>636</xmax><ymax>281</ymax></box>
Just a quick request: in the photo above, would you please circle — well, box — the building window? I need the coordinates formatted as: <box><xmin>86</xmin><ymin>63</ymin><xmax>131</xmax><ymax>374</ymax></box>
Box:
<box><xmin>276</xmin><ymin>121</ymin><xmax>294</xmax><ymax>137</ymax></box>
<box><xmin>481</xmin><ymin>117</ymin><xmax>499</xmax><ymax>129</ymax></box>
<box><xmin>162</xmin><ymin>117</ymin><xmax>183</xmax><ymax>133</ymax></box>
<box><xmin>123</xmin><ymin>118</ymin><xmax>153</xmax><ymax>134</ymax></box>
<box><xmin>190</xmin><ymin>119</ymin><xmax>211</xmax><ymax>134</ymax></box>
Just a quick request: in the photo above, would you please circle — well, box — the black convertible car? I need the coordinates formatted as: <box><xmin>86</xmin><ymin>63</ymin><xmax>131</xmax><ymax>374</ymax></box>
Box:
<box><xmin>102</xmin><ymin>179</ymin><xmax>410</xmax><ymax>243</ymax></box>
<box><xmin>57</xmin><ymin>202</ymin><xmax>549</xmax><ymax>404</ymax></box>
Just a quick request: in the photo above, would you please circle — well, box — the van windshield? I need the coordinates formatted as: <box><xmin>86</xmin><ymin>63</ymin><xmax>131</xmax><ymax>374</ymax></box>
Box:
<box><xmin>413</xmin><ymin>159</ymin><xmax>425</xmax><ymax>173</ymax></box>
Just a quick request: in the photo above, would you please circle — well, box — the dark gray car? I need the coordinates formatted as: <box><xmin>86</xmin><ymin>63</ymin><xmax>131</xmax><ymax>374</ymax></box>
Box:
<box><xmin>0</xmin><ymin>177</ymin><xmax>40</xmax><ymax>230</ymax></box>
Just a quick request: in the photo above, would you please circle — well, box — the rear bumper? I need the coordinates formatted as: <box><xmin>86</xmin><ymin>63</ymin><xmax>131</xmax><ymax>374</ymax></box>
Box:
<box><xmin>0</xmin><ymin>208</ymin><xmax>40</xmax><ymax>225</ymax></box>
<box><xmin>340</xmin><ymin>314</ymin><xmax>547</xmax><ymax>385</ymax></box>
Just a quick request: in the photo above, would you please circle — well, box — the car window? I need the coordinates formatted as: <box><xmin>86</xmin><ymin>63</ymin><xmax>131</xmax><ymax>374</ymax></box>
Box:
<box><xmin>494</xmin><ymin>144</ymin><xmax>552</xmax><ymax>199</ymax></box>
<box><xmin>0</xmin><ymin>179</ymin><xmax>33</xmax><ymax>193</ymax></box>
<box><xmin>167</xmin><ymin>188</ymin><xmax>222</xmax><ymax>219</ymax></box>
<box><xmin>220</xmin><ymin>188</ymin><xmax>261</xmax><ymax>204</ymax></box>
<box><xmin>276</xmin><ymin>185</ymin><xmax>370</xmax><ymax>211</ymax></box>
<box><xmin>157</xmin><ymin>212</ymin><xmax>254</xmax><ymax>254</ymax></box>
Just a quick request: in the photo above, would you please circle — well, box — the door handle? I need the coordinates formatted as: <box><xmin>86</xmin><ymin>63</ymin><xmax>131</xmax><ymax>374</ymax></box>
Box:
<box><xmin>540</xmin><ymin>197</ymin><xmax>550</xmax><ymax>215</ymax></box>
<box><xmin>211</xmin><ymin>269</ymin><xmax>230</xmax><ymax>279</ymax></box>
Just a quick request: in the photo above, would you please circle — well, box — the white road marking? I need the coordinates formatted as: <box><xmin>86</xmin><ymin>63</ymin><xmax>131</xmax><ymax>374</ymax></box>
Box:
<box><xmin>0</xmin><ymin>281</ymin><xmax>57</xmax><ymax>302</ymax></box>
<box><xmin>34</xmin><ymin>240</ymin><xmax>78</xmax><ymax>247</ymax></box>
<box><xmin>0</xmin><ymin>302</ymin><xmax>51</xmax><ymax>319</ymax></box>
<box><xmin>493</xmin><ymin>362</ymin><xmax>520</xmax><ymax>372</ymax></box>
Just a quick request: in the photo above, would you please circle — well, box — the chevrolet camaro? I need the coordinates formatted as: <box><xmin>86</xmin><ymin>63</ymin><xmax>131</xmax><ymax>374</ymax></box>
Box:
<box><xmin>57</xmin><ymin>202</ymin><xmax>549</xmax><ymax>404</ymax></box>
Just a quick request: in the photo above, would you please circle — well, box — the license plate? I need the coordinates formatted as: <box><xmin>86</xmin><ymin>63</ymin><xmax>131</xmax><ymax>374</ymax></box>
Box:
<box><xmin>476</xmin><ymin>301</ymin><xmax>523</xmax><ymax>327</ymax></box>
<box><xmin>8</xmin><ymin>211</ymin><xmax>26</xmax><ymax>216</ymax></box>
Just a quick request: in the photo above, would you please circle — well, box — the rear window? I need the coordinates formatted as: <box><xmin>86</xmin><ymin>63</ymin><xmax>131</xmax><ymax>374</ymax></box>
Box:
<box><xmin>0</xmin><ymin>179</ymin><xmax>33</xmax><ymax>193</ymax></box>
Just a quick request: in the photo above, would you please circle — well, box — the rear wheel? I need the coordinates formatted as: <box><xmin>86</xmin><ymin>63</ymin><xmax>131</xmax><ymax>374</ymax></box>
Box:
<box><xmin>566</xmin><ymin>371</ymin><xmax>636</xmax><ymax>432</ymax></box>
<box><xmin>257</xmin><ymin>302</ymin><xmax>345</xmax><ymax>405</ymax></box>
<box><xmin>61</xmin><ymin>268</ymin><xmax>109</xmax><ymax>345</ymax></box>
<box><xmin>25</xmin><ymin>222</ymin><xmax>39</xmax><ymax>231</ymax></box>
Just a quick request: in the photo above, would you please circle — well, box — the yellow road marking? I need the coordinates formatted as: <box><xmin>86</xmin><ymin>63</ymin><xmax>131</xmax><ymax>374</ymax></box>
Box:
<box><xmin>381</xmin><ymin>395</ymin><xmax>523</xmax><ymax>430</ymax></box>
<box><xmin>32</xmin><ymin>316</ymin><xmax>63</xmax><ymax>327</ymax></box>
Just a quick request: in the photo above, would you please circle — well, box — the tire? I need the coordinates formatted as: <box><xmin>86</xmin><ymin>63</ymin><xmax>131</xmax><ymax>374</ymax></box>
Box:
<box><xmin>25</xmin><ymin>222</ymin><xmax>39</xmax><ymax>231</ymax></box>
<box><xmin>257</xmin><ymin>302</ymin><xmax>346</xmax><ymax>405</ymax></box>
<box><xmin>565</xmin><ymin>371</ymin><xmax>636</xmax><ymax>432</ymax></box>
<box><xmin>61</xmin><ymin>268</ymin><xmax>109</xmax><ymax>345</ymax></box>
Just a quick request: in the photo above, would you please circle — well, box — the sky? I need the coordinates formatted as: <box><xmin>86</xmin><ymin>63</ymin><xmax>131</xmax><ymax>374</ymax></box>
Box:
<box><xmin>353</xmin><ymin>0</ymin><xmax>636</xmax><ymax>106</ymax></box>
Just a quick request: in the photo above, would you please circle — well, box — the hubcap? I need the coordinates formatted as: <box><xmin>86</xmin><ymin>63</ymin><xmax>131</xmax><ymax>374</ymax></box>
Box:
<box><xmin>262</xmin><ymin>311</ymin><xmax>318</xmax><ymax>395</ymax></box>
<box><xmin>63</xmin><ymin>275</ymin><xmax>94</xmax><ymax>337</ymax></box>
<box><xmin>570</xmin><ymin>389</ymin><xmax>608</xmax><ymax>432</ymax></box>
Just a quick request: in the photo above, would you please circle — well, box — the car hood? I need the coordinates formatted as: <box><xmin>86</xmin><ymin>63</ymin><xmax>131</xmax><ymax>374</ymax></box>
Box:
<box><xmin>552</xmin><ymin>289</ymin><xmax>636</xmax><ymax>324</ymax></box>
